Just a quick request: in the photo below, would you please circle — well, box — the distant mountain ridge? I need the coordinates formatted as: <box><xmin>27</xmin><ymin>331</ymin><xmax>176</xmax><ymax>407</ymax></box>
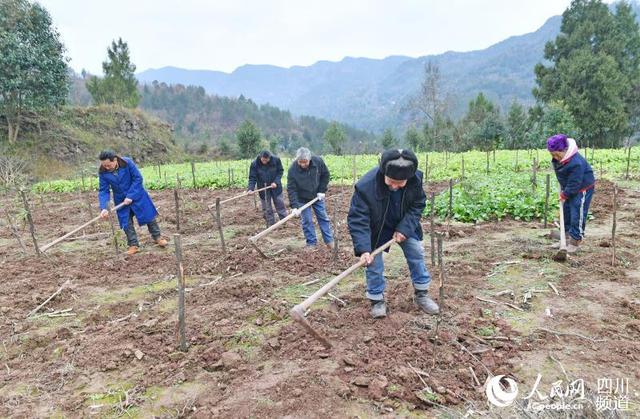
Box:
<box><xmin>138</xmin><ymin>3</ymin><xmax>640</xmax><ymax>132</ymax></box>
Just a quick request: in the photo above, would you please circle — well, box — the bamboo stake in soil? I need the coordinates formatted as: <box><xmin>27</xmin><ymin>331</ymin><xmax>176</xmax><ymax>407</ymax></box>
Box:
<box><xmin>174</xmin><ymin>175</ymin><xmax>182</xmax><ymax>233</ymax></box>
<box><xmin>332</xmin><ymin>196</ymin><xmax>339</xmax><ymax>264</ymax></box>
<box><xmin>424</xmin><ymin>154</ymin><xmax>429</xmax><ymax>186</ymax></box>
<box><xmin>190</xmin><ymin>161</ymin><xmax>197</xmax><ymax>189</ymax></box>
<box><xmin>433</xmin><ymin>234</ymin><xmax>446</xmax><ymax>344</ymax></box>
<box><xmin>531</xmin><ymin>158</ymin><xmax>537</xmax><ymax>193</ymax></box>
<box><xmin>626</xmin><ymin>145</ymin><xmax>632</xmax><ymax>180</ymax></box>
<box><xmin>84</xmin><ymin>190</ymin><xmax>94</xmax><ymax>220</ymax></box>
<box><xmin>544</xmin><ymin>174</ymin><xmax>550</xmax><ymax>228</ymax></box>
<box><xmin>447</xmin><ymin>179</ymin><xmax>453</xmax><ymax>220</ymax></box>
<box><xmin>212</xmin><ymin>197</ymin><xmax>226</xmax><ymax>254</ymax></box>
<box><xmin>437</xmin><ymin>234</ymin><xmax>445</xmax><ymax>311</ymax></box>
<box><xmin>174</xmin><ymin>234</ymin><xmax>188</xmax><ymax>352</ymax></box>
<box><xmin>20</xmin><ymin>190</ymin><xmax>40</xmax><ymax>256</ymax></box>
<box><xmin>612</xmin><ymin>184</ymin><xmax>618</xmax><ymax>267</ymax></box>
<box><xmin>3</xmin><ymin>208</ymin><xmax>27</xmax><ymax>255</ymax></box>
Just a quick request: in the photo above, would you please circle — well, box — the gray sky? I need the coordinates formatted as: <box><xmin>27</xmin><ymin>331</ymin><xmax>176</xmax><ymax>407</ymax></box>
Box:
<box><xmin>39</xmin><ymin>0</ymin><xmax>577</xmax><ymax>75</ymax></box>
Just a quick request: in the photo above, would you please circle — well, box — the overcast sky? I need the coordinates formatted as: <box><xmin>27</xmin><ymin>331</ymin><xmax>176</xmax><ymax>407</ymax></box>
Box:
<box><xmin>39</xmin><ymin>0</ymin><xmax>579</xmax><ymax>75</ymax></box>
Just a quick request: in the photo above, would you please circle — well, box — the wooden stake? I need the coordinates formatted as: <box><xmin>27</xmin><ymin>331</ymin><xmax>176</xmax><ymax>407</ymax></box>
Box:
<box><xmin>85</xmin><ymin>190</ymin><xmax>94</xmax><ymax>220</ymax></box>
<box><xmin>332</xmin><ymin>196</ymin><xmax>339</xmax><ymax>264</ymax></box>
<box><xmin>213</xmin><ymin>197</ymin><xmax>226</xmax><ymax>253</ymax></box>
<box><xmin>20</xmin><ymin>190</ymin><xmax>40</xmax><ymax>256</ymax></box>
<box><xmin>448</xmin><ymin>179</ymin><xmax>453</xmax><ymax>219</ymax></box>
<box><xmin>515</xmin><ymin>149</ymin><xmax>519</xmax><ymax>172</ymax></box>
<box><xmin>531</xmin><ymin>158</ymin><xmax>537</xmax><ymax>193</ymax></box>
<box><xmin>174</xmin><ymin>234</ymin><xmax>188</xmax><ymax>352</ymax></box>
<box><xmin>174</xmin><ymin>175</ymin><xmax>182</xmax><ymax>233</ymax></box>
<box><xmin>461</xmin><ymin>156</ymin><xmax>465</xmax><ymax>184</ymax></box>
<box><xmin>437</xmin><ymin>234</ymin><xmax>445</xmax><ymax>310</ymax></box>
<box><xmin>544</xmin><ymin>174</ymin><xmax>550</xmax><ymax>228</ymax></box>
<box><xmin>486</xmin><ymin>151</ymin><xmax>490</xmax><ymax>174</ymax></box>
<box><xmin>190</xmin><ymin>161</ymin><xmax>197</xmax><ymax>189</ymax></box>
<box><xmin>626</xmin><ymin>145</ymin><xmax>632</xmax><ymax>180</ymax></box>
<box><xmin>612</xmin><ymin>184</ymin><xmax>617</xmax><ymax>267</ymax></box>
<box><xmin>430</xmin><ymin>192</ymin><xmax>436</xmax><ymax>266</ymax></box>
<box><xmin>424</xmin><ymin>154</ymin><xmax>428</xmax><ymax>185</ymax></box>
<box><xmin>352</xmin><ymin>155</ymin><xmax>357</xmax><ymax>185</ymax></box>
<box><xmin>3</xmin><ymin>208</ymin><xmax>27</xmax><ymax>255</ymax></box>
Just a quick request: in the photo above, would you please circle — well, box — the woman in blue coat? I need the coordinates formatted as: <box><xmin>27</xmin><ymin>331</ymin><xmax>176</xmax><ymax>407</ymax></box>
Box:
<box><xmin>98</xmin><ymin>150</ymin><xmax>167</xmax><ymax>255</ymax></box>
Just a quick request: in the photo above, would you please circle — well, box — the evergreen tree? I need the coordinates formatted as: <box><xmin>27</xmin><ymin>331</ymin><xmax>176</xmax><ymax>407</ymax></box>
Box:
<box><xmin>323</xmin><ymin>122</ymin><xmax>346</xmax><ymax>155</ymax></box>
<box><xmin>236</xmin><ymin>120</ymin><xmax>261</xmax><ymax>158</ymax></box>
<box><xmin>87</xmin><ymin>38</ymin><xmax>140</xmax><ymax>107</ymax></box>
<box><xmin>404</xmin><ymin>125</ymin><xmax>422</xmax><ymax>151</ymax></box>
<box><xmin>0</xmin><ymin>0</ymin><xmax>68</xmax><ymax>143</ymax></box>
<box><xmin>534</xmin><ymin>0</ymin><xmax>640</xmax><ymax>147</ymax></box>
<box><xmin>381</xmin><ymin>128</ymin><xmax>397</xmax><ymax>149</ymax></box>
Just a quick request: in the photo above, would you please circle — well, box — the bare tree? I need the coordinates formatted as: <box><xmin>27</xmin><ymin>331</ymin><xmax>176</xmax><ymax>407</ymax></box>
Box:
<box><xmin>409</xmin><ymin>61</ymin><xmax>451</xmax><ymax>151</ymax></box>
<box><xmin>0</xmin><ymin>155</ymin><xmax>28</xmax><ymax>189</ymax></box>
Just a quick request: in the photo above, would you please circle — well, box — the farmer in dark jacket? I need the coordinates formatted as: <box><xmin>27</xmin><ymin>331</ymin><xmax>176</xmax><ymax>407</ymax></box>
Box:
<box><xmin>348</xmin><ymin>149</ymin><xmax>438</xmax><ymax>318</ymax></box>
<box><xmin>98</xmin><ymin>150</ymin><xmax>167</xmax><ymax>255</ymax></box>
<box><xmin>287</xmin><ymin>147</ymin><xmax>334</xmax><ymax>250</ymax></box>
<box><xmin>248</xmin><ymin>150</ymin><xmax>288</xmax><ymax>226</ymax></box>
<box><xmin>547</xmin><ymin>134</ymin><xmax>595</xmax><ymax>253</ymax></box>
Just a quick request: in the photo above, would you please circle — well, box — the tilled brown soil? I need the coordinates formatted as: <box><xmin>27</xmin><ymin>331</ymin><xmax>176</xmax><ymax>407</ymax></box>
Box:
<box><xmin>0</xmin><ymin>179</ymin><xmax>638</xmax><ymax>417</ymax></box>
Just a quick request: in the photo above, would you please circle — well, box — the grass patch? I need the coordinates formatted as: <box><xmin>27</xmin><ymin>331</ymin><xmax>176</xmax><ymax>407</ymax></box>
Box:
<box><xmin>476</xmin><ymin>326</ymin><xmax>497</xmax><ymax>337</ymax></box>
<box><xmin>92</xmin><ymin>276</ymin><xmax>198</xmax><ymax>305</ymax></box>
<box><xmin>224</xmin><ymin>327</ymin><xmax>264</xmax><ymax>360</ymax></box>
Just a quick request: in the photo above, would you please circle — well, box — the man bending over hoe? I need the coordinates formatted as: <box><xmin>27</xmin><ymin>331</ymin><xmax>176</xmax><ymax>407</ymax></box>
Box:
<box><xmin>347</xmin><ymin>148</ymin><xmax>439</xmax><ymax>318</ymax></box>
<box><xmin>98</xmin><ymin>150</ymin><xmax>168</xmax><ymax>255</ymax></box>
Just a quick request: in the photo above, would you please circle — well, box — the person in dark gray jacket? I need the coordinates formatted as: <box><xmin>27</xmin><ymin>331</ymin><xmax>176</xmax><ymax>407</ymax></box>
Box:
<box><xmin>248</xmin><ymin>150</ymin><xmax>287</xmax><ymax>226</ymax></box>
<box><xmin>287</xmin><ymin>147</ymin><xmax>334</xmax><ymax>250</ymax></box>
<box><xmin>348</xmin><ymin>149</ymin><xmax>438</xmax><ymax>318</ymax></box>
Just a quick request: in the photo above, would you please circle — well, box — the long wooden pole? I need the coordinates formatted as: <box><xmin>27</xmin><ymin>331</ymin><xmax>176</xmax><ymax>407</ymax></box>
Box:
<box><xmin>626</xmin><ymin>146</ymin><xmax>632</xmax><ymax>180</ymax></box>
<box><xmin>40</xmin><ymin>202</ymin><xmax>127</xmax><ymax>253</ymax></box>
<box><xmin>20</xmin><ymin>190</ymin><xmax>40</xmax><ymax>256</ymax></box>
<box><xmin>249</xmin><ymin>197</ymin><xmax>319</xmax><ymax>243</ymax></box>
<box><xmin>290</xmin><ymin>239</ymin><xmax>395</xmax><ymax>348</ymax></box>
<box><xmin>174</xmin><ymin>234</ymin><xmax>188</xmax><ymax>352</ymax></box>
<box><xmin>217</xmin><ymin>185</ymin><xmax>274</xmax><ymax>206</ymax></box>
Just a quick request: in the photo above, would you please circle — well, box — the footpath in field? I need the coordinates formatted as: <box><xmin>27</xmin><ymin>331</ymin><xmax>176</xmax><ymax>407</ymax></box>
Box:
<box><xmin>0</xmin><ymin>180</ymin><xmax>638</xmax><ymax>417</ymax></box>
